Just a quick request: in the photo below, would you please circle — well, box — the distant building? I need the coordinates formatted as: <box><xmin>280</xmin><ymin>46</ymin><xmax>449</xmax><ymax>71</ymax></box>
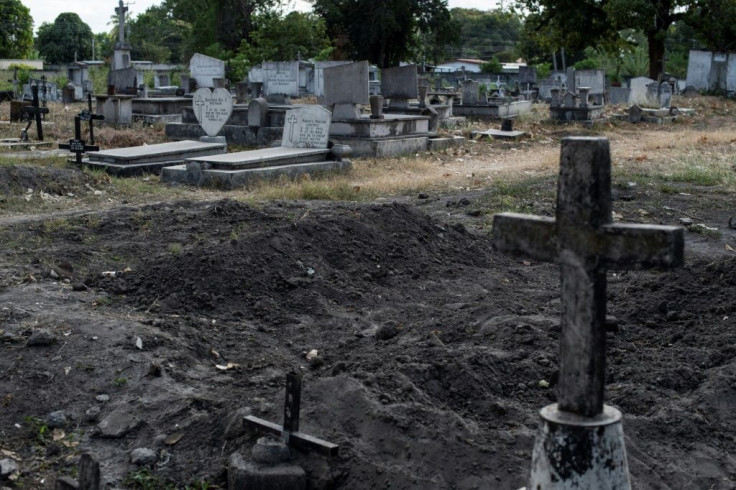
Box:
<box><xmin>434</xmin><ymin>58</ymin><xmax>526</xmax><ymax>74</ymax></box>
<box><xmin>435</xmin><ymin>58</ymin><xmax>485</xmax><ymax>73</ymax></box>
<box><xmin>686</xmin><ymin>50</ymin><xmax>736</xmax><ymax>94</ymax></box>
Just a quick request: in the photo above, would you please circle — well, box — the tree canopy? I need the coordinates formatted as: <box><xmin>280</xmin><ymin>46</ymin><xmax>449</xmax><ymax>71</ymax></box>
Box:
<box><xmin>36</xmin><ymin>13</ymin><xmax>94</xmax><ymax>64</ymax></box>
<box><xmin>0</xmin><ymin>0</ymin><xmax>34</xmax><ymax>59</ymax></box>
<box><xmin>313</xmin><ymin>0</ymin><xmax>456</xmax><ymax>68</ymax></box>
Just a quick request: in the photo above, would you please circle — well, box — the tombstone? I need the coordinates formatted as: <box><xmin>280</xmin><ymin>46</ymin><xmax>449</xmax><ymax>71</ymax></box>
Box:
<box><xmin>323</xmin><ymin>61</ymin><xmax>370</xmax><ymax>120</ymax></box>
<box><xmin>62</xmin><ymin>84</ymin><xmax>76</xmax><ymax>104</ymax></box>
<box><xmin>156</xmin><ymin>74</ymin><xmax>170</xmax><ymax>88</ymax></box>
<box><xmin>235</xmin><ymin>82</ymin><xmax>249</xmax><ymax>104</ymax></box>
<box><xmin>381</xmin><ymin>65</ymin><xmax>418</xmax><ymax>110</ymax></box>
<box><xmin>192</xmin><ymin>87</ymin><xmax>234</xmax><ymax>137</ymax></box>
<box><xmin>190</xmin><ymin>53</ymin><xmax>226</xmax><ymax>89</ymax></box>
<box><xmin>645</xmin><ymin>81</ymin><xmax>672</xmax><ymax>109</ymax></box>
<box><xmin>518</xmin><ymin>66</ymin><xmax>538</xmax><ymax>88</ymax></box>
<box><xmin>247</xmin><ymin>98</ymin><xmax>269</xmax><ymax>127</ymax></box>
<box><xmin>161</xmin><ymin>105</ymin><xmax>348</xmax><ymax>187</ymax></box>
<box><xmin>280</xmin><ymin>104</ymin><xmax>331</xmax><ymax>149</ymax></box>
<box><xmin>575</xmin><ymin>69</ymin><xmax>605</xmax><ymax>104</ymax></box>
<box><xmin>108</xmin><ymin>68</ymin><xmax>138</xmax><ymax>95</ymax></box>
<box><xmin>608</xmin><ymin>86</ymin><xmax>631</xmax><ymax>105</ymax></box>
<box><xmin>180</xmin><ymin>74</ymin><xmax>192</xmax><ymax>93</ymax></box>
<box><xmin>628</xmin><ymin>76</ymin><xmax>656</xmax><ymax>106</ymax></box>
<box><xmin>462</xmin><ymin>80</ymin><xmax>480</xmax><ymax>105</ymax></box>
<box><xmin>493</xmin><ymin>137</ymin><xmax>684</xmax><ymax>489</ymax></box>
<box><xmin>263</xmin><ymin>61</ymin><xmax>300</xmax><ymax>98</ymax></box>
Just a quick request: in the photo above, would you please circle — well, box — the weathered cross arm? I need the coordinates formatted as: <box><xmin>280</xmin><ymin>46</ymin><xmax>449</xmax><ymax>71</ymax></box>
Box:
<box><xmin>243</xmin><ymin>415</ymin><xmax>339</xmax><ymax>457</ymax></box>
<box><xmin>600</xmin><ymin>224</ymin><xmax>684</xmax><ymax>270</ymax></box>
<box><xmin>492</xmin><ymin>213</ymin><xmax>557</xmax><ymax>262</ymax></box>
<box><xmin>492</xmin><ymin>214</ymin><xmax>684</xmax><ymax>271</ymax></box>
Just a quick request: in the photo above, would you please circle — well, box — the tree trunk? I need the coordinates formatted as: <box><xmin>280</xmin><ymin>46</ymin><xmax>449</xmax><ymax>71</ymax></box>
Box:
<box><xmin>647</xmin><ymin>31</ymin><xmax>665</xmax><ymax>80</ymax></box>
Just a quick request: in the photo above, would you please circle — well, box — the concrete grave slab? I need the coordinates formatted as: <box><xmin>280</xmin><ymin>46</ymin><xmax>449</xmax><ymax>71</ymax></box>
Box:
<box><xmin>84</xmin><ymin>140</ymin><xmax>227</xmax><ymax>176</ymax></box>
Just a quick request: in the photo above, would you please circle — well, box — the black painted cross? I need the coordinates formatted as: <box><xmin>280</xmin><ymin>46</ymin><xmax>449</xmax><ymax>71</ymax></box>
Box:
<box><xmin>286</xmin><ymin>114</ymin><xmax>298</xmax><ymax>141</ymax></box>
<box><xmin>244</xmin><ymin>372</ymin><xmax>339</xmax><ymax>457</ymax></box>
<box><xmin>194</xmin><ymin>92</ymin><xmax>206</xmax><ymax>123</ymax></box>
<box><xmin>493</xmin><ymin>137</ymin><xmax>684</xmax><ymax>417</ymax></box>
<box><xmin>21</xmin><ymin>85</ymin><xmax>49</xmax><ymax>141</ymax></box>
<box><xmin>79</xmin><ymin>94</ymin><xmax>105</xmax><ymax>145</ymax></box>
<box><xmin>59</xmin><ymin>115</ymin><xmax>100</xmax><ymax>165</ymax></box>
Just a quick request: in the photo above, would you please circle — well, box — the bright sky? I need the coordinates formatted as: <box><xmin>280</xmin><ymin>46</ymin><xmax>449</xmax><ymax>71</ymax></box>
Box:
<box><xmin>26</xmin><ymin>0</ymin><xmax>503</xmax><ymax>34</ymax></box>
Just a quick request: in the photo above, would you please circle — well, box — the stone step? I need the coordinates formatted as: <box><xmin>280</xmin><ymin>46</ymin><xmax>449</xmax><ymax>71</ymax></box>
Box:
<box><xmin>187</xmin><ymin>147</ymin><xmax>331</xmax><ymax>170</ymax></box>
<box><xmin>161</xmin><ymin>159</ymin><xmax>351</xmax><ymax>189</ymax></box>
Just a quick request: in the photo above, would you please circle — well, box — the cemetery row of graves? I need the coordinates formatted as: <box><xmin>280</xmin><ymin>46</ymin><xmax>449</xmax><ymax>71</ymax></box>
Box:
<box><xmin>0</xmin><ymin>5</ymin><xmax>735</xmax><ymax>486</ymax></box>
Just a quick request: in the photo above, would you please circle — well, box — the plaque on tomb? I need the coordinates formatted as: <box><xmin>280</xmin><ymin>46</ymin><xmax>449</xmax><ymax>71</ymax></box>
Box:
<box><xmin>192</xmin><ymin>87</ymin><xmax>234</xmax><ymax>137</ymax></box>
<box><xmin>190</xmin><ymin>53</ymin><xmax>226</xmax><ymax>89</ymax></box>
<box><xmin>323</xmin><ymin>61</ymin><xmax>370</xmax><ymax>106</ymax></box>
<box><xmin>381</xmin><ymin>65</ymin><xmax>418</xmax><ymax>100</ymax></box>
<box><xmin>263</xmin><ymin>62</ymin><xmax>300</xmax><ymax>97</ymax></box>
<box><xmin>281</xmin><ymin>105</ymin><xmax>331</xmax><ymax>149</ymax></box>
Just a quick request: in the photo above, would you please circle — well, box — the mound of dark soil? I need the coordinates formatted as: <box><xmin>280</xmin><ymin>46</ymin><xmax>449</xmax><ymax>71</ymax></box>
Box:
<box><xmin>0</xmin><ymin>165</ymin><xmax>95</xmax><ymax>196</ymax></box>
<box><xmin>0</xmin><ymin>197</ymin><xmax>734</xmax><ymax>489</ymax></box>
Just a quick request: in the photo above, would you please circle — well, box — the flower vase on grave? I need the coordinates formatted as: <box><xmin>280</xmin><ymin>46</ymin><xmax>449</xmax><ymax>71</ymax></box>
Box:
<box><xmin>369</xmin><ymin>95</ymin><xmax>384</xmax><ymax>119</ymax></box>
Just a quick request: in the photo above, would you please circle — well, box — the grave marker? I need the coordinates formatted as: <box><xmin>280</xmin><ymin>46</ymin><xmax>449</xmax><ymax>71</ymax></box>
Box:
<box><xmin>60</xmin><ymin>114</ymin><xmax>102</xmax><ymax>164</ymax></box>
<box><xmin>493</xmin><ymin>137</ymin><xmax>684</xmax><ymax>488</ymax></box>
<box><xmin>263</xmin><ymin>61</ymin><xmax>300</xmax><ymax>97</ymax></box>
<box><xmin>381</xmin><ymin>65</ymin><xmax>418</xmax><ymax>109</ymax></box>
<box><xmin>192</xmin><ymin>87</ymin><xmax>233</xmax><ymax>137</ymax></box>
<box><xmin>281</xmin><ymin>105</ymin><xmax>331</xmax><ymax>149</ymax></box>
<box><xmin>323</xmin><ymin>61</ymin><xmax>369</xmax><ymax>119</ymax></box>
<box><xmin>21</xmin><ymin>85</ymin><xmax>49</xmax><ymax>141</ymax></box>
<box><xmin>190</xmin><ymin>53</ymin><xmax>226</xmax><ymax>89</ymax></box>
<box><xmin>244</xmin><ymin>372</ymin><xmax>339</xmax><ymax>457</ymax></box>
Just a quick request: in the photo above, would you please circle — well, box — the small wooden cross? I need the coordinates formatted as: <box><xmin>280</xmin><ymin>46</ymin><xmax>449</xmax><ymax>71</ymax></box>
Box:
<box><xmin>59</xmin><ymin>115</ymin><xmax>100</xmax><ymax>164</ymax></box>
<box><xmin>493</xmin><ymin>137</ymin><xmax>684</xmax><ymax>417</ymax></box>
<box><xmin>21</xmin><ymin>85</ymin><xmax>49</xmax><ymax>141</ymax></box>
<box><xmin>244</xmin><ymin>372</ymin><xmax>339</xmax><ymax>457</ymax></box>
<box><xmin>79</xmin><ymin>94</ymin><xmax>105</xmax><ymax>145</ymax></box>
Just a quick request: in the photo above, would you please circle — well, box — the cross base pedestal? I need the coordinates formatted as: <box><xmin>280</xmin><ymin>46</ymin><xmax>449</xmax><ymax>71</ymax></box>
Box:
<box><xmin>200</xmin><ymin>135</ymin><xmax>227</xmax><ymax>152</ymax></box>
<box><xmin>526</xmin><ymin>404</ymin><xmax>631</xmax><ymax>490</ymax></box>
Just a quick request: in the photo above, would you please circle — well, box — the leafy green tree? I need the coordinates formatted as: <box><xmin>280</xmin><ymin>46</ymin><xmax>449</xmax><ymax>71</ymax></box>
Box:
<box><xmin>480</xmin><ymin>58</ymin><xmax>503</xmax><ymax>73</ymax></box>
<box><xmin>241</xmin><ymin>11</ymin><xmax>331</xmax><ymax>63</ymax></box>
<box><xmin>128</xmin><ymin>5</ymin><xmax>188</xmax><ymax>63</ymax></box>
<box><xmin>685</xmin><ymin>0</ymin><xmax>736</xmax><ymax>51</ymax></box>
<box><xmin>446</xmin><ymin>8</ymin><xmax>522</xmax><ymax>60</ymax></box>
<box><xmin>313</xmin><ymin>0</ymin><xmax>455</xmax><ymax>68</ymax></box>
<box><xmin>36</xmin><ymin>13</ymin><xmax>94</xmax><ymax>64</ymax></box>
<box><xmin>0</xmin><ymin>0</ymin><xmax>34</xmax><ymax>59</ymax></box>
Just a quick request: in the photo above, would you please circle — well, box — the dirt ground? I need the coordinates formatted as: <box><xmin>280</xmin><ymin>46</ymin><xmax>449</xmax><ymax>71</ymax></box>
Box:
<box><xmin>0</xmin><ymin>98</ymin><xmax>735</xmax><ymax>489</ymax></box>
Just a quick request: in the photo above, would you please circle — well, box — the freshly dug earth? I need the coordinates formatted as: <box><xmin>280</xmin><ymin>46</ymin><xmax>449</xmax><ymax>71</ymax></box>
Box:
<box><xmin>0</xmin><ymin>167</ymin><xmax>735</xmax><ymax>489</ymax></box>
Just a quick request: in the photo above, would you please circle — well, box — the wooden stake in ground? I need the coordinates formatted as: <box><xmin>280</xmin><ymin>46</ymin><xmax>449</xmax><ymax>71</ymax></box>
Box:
<box><xmin>493</xmin><ymin>137</ymin><xmax>684</xmax><ymax>488</ymax></box>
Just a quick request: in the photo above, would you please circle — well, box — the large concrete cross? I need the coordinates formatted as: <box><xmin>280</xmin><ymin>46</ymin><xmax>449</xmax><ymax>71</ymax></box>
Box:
<box><xmin>115</xmin><ymin>0</ymin><xmax>129</xmax><ymax>44</ymax></box>
<box><xmin>493</xmin><ymin>137</ymin><xmax>684</xmax><ymax>417</ymax></box>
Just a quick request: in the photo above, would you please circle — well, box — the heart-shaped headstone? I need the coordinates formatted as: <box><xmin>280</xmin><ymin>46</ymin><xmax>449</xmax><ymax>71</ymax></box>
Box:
<box><xmin>192</xmin><ymin>87</ymin><xmax>233</xmax><ymax>137</ymax></box>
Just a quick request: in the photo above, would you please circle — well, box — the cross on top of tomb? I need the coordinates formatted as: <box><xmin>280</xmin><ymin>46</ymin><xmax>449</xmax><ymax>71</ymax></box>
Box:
<box><xmin>115</xmin><ymin>0</ymin><xmax>129</xmax><ymax>44</ymax></box>
<box><xmin>493</xmin><ymin>137</ymin><xmax>684</xmax><ymax>417</ymax></box>
<box><xmin>244</xmin><ymin>372</ymin><xmax>338</xmax><ymax>457</ymax></box>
